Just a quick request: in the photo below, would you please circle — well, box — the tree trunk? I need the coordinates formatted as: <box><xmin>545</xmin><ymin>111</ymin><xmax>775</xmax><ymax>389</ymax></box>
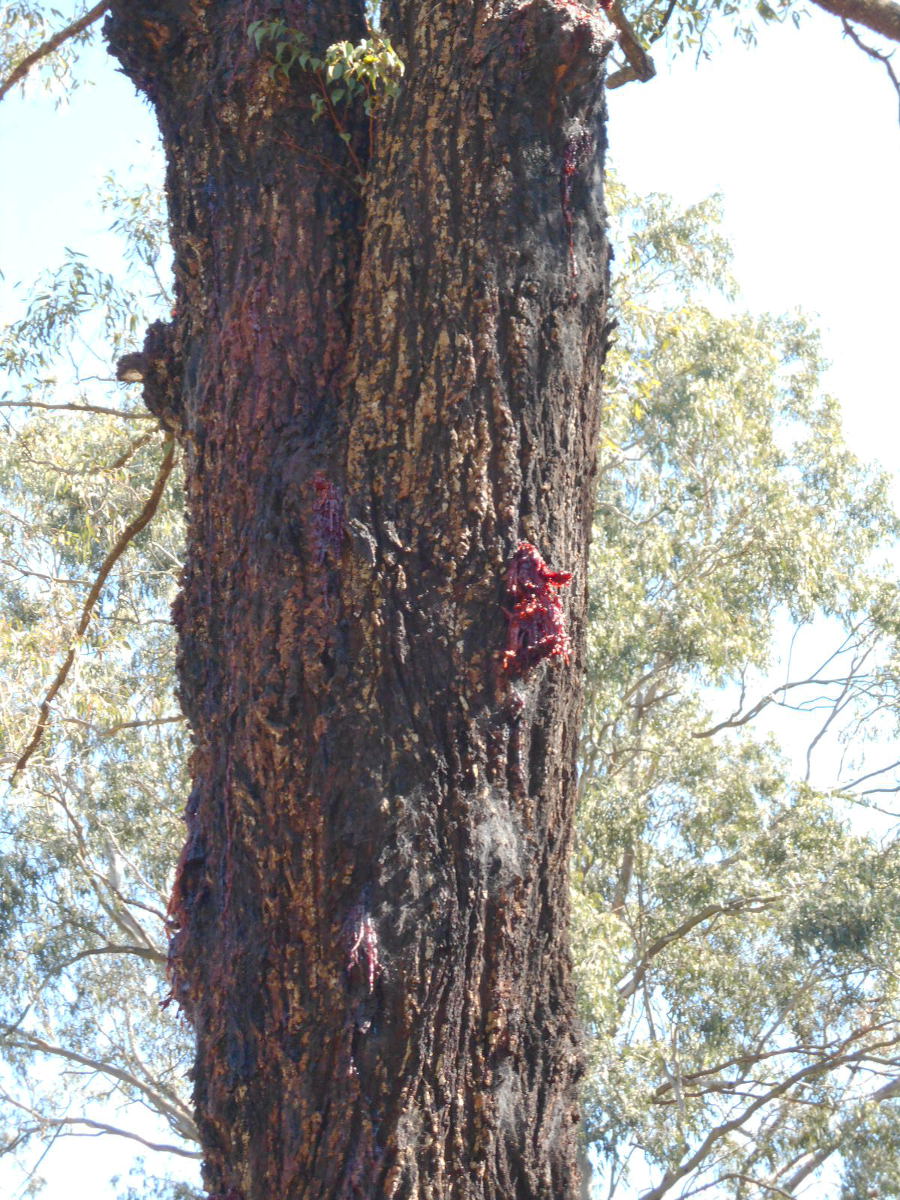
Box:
<box><xmin>105</xmin><ymin>1</ymin><xmax>614</xmax><ymax>1197</ymax></box>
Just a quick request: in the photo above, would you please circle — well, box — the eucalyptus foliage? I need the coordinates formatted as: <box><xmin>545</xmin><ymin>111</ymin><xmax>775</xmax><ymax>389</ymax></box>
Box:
<box><xmin>0</xmin><ymin>175</ymin><xmax>200</xmax><ymax>1198</ymax></box>
<box><xmin>574</xmin><ymin>177</ymin><xmax>900</xmax><ymax>1200</ymax></box>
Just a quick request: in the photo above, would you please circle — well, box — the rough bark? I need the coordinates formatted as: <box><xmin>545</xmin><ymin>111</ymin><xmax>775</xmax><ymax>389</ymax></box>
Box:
<box><xmin>106</xmin><ymin>1</ymin><xmax>613</xmax><ymax>1197</ymax></box>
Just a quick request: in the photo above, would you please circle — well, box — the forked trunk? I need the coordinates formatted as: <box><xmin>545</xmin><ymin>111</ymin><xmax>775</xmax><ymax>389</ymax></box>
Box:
<box><xmin>106</xmin><ymin>1</ymin><xmax>613</xmax><ymax>1196</ymax></box>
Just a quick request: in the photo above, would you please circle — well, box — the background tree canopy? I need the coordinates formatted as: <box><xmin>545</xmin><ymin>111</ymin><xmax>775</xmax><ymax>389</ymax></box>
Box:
<box><xmin>1</xmin><ymin>1</ymin><xmax>899</xmax><ymax>1198</ymax></box>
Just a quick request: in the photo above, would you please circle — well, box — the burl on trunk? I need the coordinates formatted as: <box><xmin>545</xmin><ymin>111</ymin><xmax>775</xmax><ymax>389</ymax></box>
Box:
<box><xmin>106</xmin><ymin>0</ymin><xmax>614</xmax><ymax>1196</ymax></box>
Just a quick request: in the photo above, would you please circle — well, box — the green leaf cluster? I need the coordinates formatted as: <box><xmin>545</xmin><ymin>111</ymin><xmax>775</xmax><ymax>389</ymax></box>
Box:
<box><xmin>247</xmin><ymin>19</ymin><xmax>403</xmax><ymax>117</ymax></box>
<box><xmin>622</xmin><ymin>0</ymin><xmax>805</xmax><ymax>62</ymax></box>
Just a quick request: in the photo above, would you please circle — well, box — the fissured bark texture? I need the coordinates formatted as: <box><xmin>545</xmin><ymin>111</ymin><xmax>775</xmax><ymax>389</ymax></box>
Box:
<box><xmin>106</xmin><ymin>1</ymin><xmax>614</xmax><ymax>1197</ymax></box>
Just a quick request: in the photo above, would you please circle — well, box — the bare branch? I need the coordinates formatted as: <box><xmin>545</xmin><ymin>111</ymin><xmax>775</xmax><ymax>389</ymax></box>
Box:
<box><xmin>841</xmin><ymin>17</ymin><xmax>900</xmax><ymax>118</ymax></box>
<box><xmin>0</xmin><ymin>2</ymin><xmax>110</xmax><ymax>103</ymax></box>
<box><xmin>0</xmin><ymin>399</ymin><xmax>155</xmax><ymax>420</ymax></box>
<box><xmin>639</xmin><ymin>1035</ymin><xmax>900</xmax><ymax>1200</ymax></box>
<box><xmin>811</xmin><ymin>0</ymin><xmax>900</xmax><ymax>43</ymax></box>
<box><xmin>0</xmin><ymin>1093</ymin><xmax>200</xmax><ymax>1159</ymax></box>
<box><xmin>0</xmin><ymin>557</ymin><xmax>85</xmax><ymax>586</ymax></box>
<box><xmin>677</xmin><ymin>1174</ymin><xmax>796</xmax><ymax>1200</ymax></box>
<box><xmin>10</xmin><ymin>437</ymin><xmax>177</xmax><ymax>782</ymax></box>
<box><xmin>2</xmin><ymin>1032</ymin><xmax>199</xmax><ymax>1144</ymax></box>
<box><xmin>61</xmin><ymin>713</ymin><xmax>186</xmax><ymax>738</ymax></box>
<box><xmin>58</xmin><ymin>942</ymin><xmax>167</xmax><ymax>968</ymax></box>
<box><xmin>692</xmin><ymin>675</ymin><xmax>851</xmax><ymax>739</ymax></box>
<box><xmin>44</xmin><ymin>1117</ymin><xmax>202</xmax><ymax>1158</ymax></box>
<box><xmin>805</xmin><ymin>669</ymin><xmax>859</xmax><ymax>782</ymax></box>
<box><xmin>839</xmin><ymin>758</ymin><xmax>900</xmax><ymax>791</ymax></box>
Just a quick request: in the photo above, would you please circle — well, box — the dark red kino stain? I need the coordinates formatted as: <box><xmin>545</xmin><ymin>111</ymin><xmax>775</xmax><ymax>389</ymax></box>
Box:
<box><xmin>502</xmin><ymin>541</ymin><xmax>573</xmax><ymax>675</ymax></box>
<box><xmin>561</xmin><ymin>127</ymin><xmax>594</xmax><ymax>279</ymax></box>
<box><xmin>311</xmin><ymin>473</ymin><xmax>345</xmax><ymax>565</ymax></box>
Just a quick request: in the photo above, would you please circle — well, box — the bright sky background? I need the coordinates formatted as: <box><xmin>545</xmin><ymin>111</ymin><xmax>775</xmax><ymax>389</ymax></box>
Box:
<box><xmin>1</xmin><ymin>4</ymin><xmax>899</xmax><ymax>1198</ymax></box>
<box><xmin>609</xmin><ymin>9</ymin><xmax>900</xmax><ymax>477</ymax></box>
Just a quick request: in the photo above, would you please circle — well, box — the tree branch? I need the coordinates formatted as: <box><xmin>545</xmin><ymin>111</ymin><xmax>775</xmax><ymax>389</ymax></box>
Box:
<box><xmin>61</xmin><ymin>713</ymin><xmax>186</xmax><ymax>738</ymax></box>
<box><xmin>0</xmin><ymin>1093</ymin><xmax>201</xmax><ymax>1159</ymax></box>
<box><xmin>10</xmin><ymin>437</ymin><xmax>176</xmax><ymax>782</ymax></box>
<box><xmin>618</xmin><ymin>895</ymin><xmax>782</xmax><ymax>1000</ymax></box>
<box><xmin>0</xmin><ymin>2</ymin><xmax>110</xmax><ymax>103</ymax></box>
<box><xmin>606</xmin><ymin>1</ymin><xmax>657</xmax><ymax>88</ymax></box>
<box><xmin>0</xmin><ymin>399</ymin><xmax>155</xmax><ymax>420</ymax></box>
<box><xmin>2</xmin><ymin>1032</ymin><xmax>199</xmax><ymax>1144</ymax></box>
<box><xmin>693</xmin><ymin>674</ymin><xmax>859</xmax><ymax>740</ymax></box>
<box><xmin>58</xmin><ymin>941</ymin><xmax>167</xmax><ymax>968</ymax></box>
<box><xmin>840</xmin><ymin>17</ymin><xmax>900</xmax><ymax>118</ymax></box>
<box><xmin>780</xmin><ymin>1145</ymin><xmax>838</xmax><ymax>1193</ymax></box>
<box><xmin>639</xmin><ymin>1039</ymin><xmax>898</xmax><ymax>1200</ymax></box>
<box><xmin>811</xmin><ymin>0</ymin><xmax>900</xmax><ymax>42</ymax></box>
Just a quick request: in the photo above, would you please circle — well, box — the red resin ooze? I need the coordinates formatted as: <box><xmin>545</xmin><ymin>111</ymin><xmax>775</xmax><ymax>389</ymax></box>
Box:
<box><xmin>502</xmin><ymin>541</ymin><xmax>573</xmax><ymax>675</ymax></box>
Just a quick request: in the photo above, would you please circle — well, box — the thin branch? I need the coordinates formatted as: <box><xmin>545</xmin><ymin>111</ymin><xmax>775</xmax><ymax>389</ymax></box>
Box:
<box><xmin>10</xmin><ymin>437</ymin><xmax>177</xmax><ymax>782</ymax></box>
<box><xmin>647</xmin><ymin>0</ymin><xmax>678</xmax><ymax>43</ymax></box>
<box><xmin>1</xmin><ymin>1094</ymin><xmax>200</xmax><ymax>1159</ymax></box>
<box><xmin>2</xmin><ymin>1033</ymin><xmax>199</xmax><ymax>1143</ymax></box>
<box><xmin>47</xmin><ymin>779</ymin><xmax>168</xmax><ymax>938</ymax></box>
<box><xmin>0</xmin><ymin>2</ymin><xmax>111</xmax><ymax>103</ymax></box>
<box><xmin>0</xmin><ymin>557</ymin><xmax>85</xmax><ymax>586</ymax></box>
<box><xmin>692</xmin><ymin>675</ymin><xmax>848</xmax><ymax>739</ymax></box>
<box><xmin>839</xmin><ymin>758</ymin><xmax>900</xmax><ymax>791</ymax></box>
<box><xmin>811</xmin><ymin>0</ymin><xmax>900</xmax><ymax>43</ymax></box>
<box><xmin>0</xmin><ymin>938</ymin><xmax>167</xmax><ymax>1045</ymax></box>
<box><xmin>61</xmin><ymin>713</ymin><xmax>186</xmax><ymax>738</ymax></box>
<box><xmin>618</xmin><ymin>895</ymin><xmax>782</xmax><ymax>1000</ymax></box>
<box><xmin>37</xmin><ymin>771</ymin><xmax>166</xmax><ymax>943</ymax></box>
<box><xmin>0</xmin><ymin>399</ymin><xmax>155</xmax><ymax>420</ymax></box>
<box><xmin>841</xmin><ymin>17</ymin><xmax>900</xmax><ymax>119</ymax></box>
<box><xmin>121</xmin><ymin>1013</ymin><xmax>194</xmax><ymax>1131</ymax></box>
<box><xmin>805</xmin><ymin>670</ymin><xmax>858</xmax><ymax>782</ymax></box>
<box><xmin>638</xmin><ymin>1037</ymin><xmax>900</xmax><ymax>1200</ymax></box>
<box><xmin>676</xmin><ymin>1174</ymin><xmax>795</xmax><ymax>1200</ymax></box>
<box><xmin>57</xmin><ymin>942</ymin><xmax>167</xmax><ymax>968</ymax></box>
<box><xmin>38</xmin><ymin>1116</ymin><xmax>202</xmax><ymax>1159</ymax></box>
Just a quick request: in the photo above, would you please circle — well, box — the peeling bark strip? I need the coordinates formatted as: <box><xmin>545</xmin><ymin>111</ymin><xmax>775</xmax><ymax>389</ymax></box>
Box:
<box><xmin>106</xmin><ymin>0</ymin><xmax>614</xmax><ymax>1196</ymax></box>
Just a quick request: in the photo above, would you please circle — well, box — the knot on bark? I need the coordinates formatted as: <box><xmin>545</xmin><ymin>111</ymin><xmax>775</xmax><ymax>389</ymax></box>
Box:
<box><xmin>116</xmin><ymin>319</ymin><xmax>184</xmax><ymax>435</ymax></box>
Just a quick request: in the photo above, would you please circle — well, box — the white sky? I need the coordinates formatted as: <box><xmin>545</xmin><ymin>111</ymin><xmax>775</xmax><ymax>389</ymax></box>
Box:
<box><xmin>1</xmin><ymin>5</ymin><xmax>899</xmax><ymax>1198</ymax></box>
<box><xmin>608</xmin><ymin>9</ymin><xmax>900</xmax><ymax>475</ymax></box>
